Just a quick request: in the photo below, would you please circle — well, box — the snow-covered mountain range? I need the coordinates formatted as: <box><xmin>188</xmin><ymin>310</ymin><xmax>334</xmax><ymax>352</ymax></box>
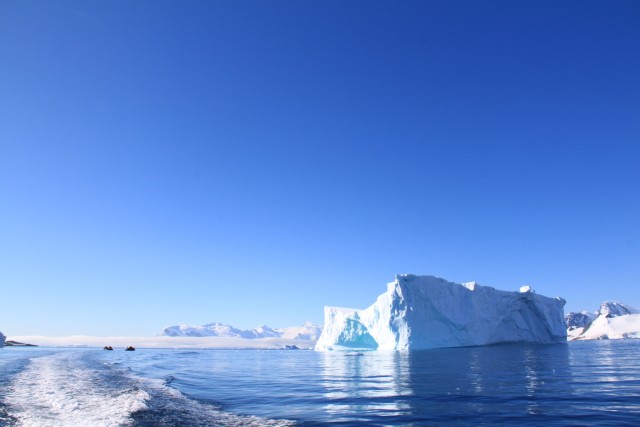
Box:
<box><xmin>566</xmin><ymin>302</ymin><xmax>640</xmax><ymax>340</ymax></box>
<box><xmin>159</xmin><ymin>322</ymin><xmax>322</xmax><ymax>341</ymax></box>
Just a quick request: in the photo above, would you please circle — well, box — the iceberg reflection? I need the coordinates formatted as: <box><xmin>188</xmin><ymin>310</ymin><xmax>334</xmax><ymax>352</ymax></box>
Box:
<box><xmin>320</xmin><ymin>351</ymin><xmax>412</xmax><ymax>421</ymax></box>
<box><xmin>319</xmin><ymin>343</ymin><xmax>573</xmax><ymax>423</ymax></box>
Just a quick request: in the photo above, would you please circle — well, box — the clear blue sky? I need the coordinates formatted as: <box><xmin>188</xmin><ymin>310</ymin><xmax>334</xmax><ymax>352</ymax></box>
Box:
<box><xmin>1</xmin><ymin>1</ymin><xmax>639</xmax><ymax>336</ymax></box>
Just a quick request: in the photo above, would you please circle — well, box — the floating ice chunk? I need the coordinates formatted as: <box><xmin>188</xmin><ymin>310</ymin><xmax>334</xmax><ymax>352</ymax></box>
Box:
<box><xmin>463</xmin><ymin>282</ymin><xmax>477</xmax><ymax>291</ymax></box>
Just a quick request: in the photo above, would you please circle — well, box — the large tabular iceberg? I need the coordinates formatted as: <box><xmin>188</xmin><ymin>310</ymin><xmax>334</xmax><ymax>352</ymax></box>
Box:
<box><xmin>315</xmin><ymin>275</ymin><xmax>567</xmax><ymax>351</ymax></box>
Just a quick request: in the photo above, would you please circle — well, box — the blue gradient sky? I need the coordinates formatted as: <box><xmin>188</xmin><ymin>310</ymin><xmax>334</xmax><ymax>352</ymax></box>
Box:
<box><xmin>1</xmin><ymin>1</ymin><xmax>639</xmax><ymax>336</ymax></box>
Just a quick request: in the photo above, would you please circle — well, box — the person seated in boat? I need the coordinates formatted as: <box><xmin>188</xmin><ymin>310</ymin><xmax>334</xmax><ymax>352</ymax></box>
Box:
<box><xmin>103</xmin><ymin>346</ymin><xmax>113</xmax><ymax>350</ymax></box>
<box><xmin>125</xmin><ymin>346</ymin><xmax>135</xmax><ymax>351</ymax></box>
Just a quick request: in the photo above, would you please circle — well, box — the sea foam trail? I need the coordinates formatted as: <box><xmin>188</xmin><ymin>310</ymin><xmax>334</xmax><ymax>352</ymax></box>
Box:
<box><xmin>130</xmin><ymin>379</ymin><xmax>296</xmax><ymax>427</ymax></box>
<box><xmin>5</xmin><ymin>352</ymin><xmax>148</xmax><ymax>427</ymax></box>
<box><xmin>4</xmin><ymin>351</ymin><xmax>296</xmax><ymax>427</ymax></box>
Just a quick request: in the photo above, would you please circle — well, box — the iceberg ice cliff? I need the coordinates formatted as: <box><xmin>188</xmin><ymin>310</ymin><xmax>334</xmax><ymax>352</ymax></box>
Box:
<box><xmin>315</xmin><ymin>275</ymin><xmax>567</xmax><ymax>351</ymax></box>
<box><xmin>0</xmin><ymin>331</ymin><xmax>5</xmax><ymax>347</ymax></box>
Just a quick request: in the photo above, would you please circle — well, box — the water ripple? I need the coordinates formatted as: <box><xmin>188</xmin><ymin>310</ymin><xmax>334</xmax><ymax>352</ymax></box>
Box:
<box><xmin>1</xmin><ymin>341</ymin><xmax>639</xmax><ymax>425</ymax></box>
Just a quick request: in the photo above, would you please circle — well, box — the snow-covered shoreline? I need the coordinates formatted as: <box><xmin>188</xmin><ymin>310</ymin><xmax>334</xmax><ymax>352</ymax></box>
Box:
<box><xmin>8</xmin><ymin>293</ymin><xmax>640</xmax><ymax>349</ymax></box>
<box><xmin>6</xmin><ymin>335</ymin><xmax>316</xmax><ymax>350</ymax></box>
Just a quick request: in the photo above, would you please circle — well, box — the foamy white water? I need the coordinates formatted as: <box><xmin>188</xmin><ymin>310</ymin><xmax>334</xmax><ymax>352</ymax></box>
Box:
<box><xmin>5</xmin><ymin>352</ymin><xmax>148</xmax><ymax>427</ymax></box>
<box><xmin>3</xmin><ymin>350</ymin><xmax>295</xmax><ymax>427</ymax></box>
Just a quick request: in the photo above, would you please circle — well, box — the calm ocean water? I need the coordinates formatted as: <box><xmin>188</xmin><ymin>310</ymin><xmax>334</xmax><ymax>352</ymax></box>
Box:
<box><xmin>1</xmin><ymin>340</ymin><xmax>639</xmax><ymax>426</ymax></box>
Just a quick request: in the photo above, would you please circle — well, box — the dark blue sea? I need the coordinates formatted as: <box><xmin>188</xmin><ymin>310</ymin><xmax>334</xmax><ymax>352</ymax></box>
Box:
<box><xmin>1</xmin><ymin>341</ymin><xmax>639</xmax><ymax>426</ymax></box>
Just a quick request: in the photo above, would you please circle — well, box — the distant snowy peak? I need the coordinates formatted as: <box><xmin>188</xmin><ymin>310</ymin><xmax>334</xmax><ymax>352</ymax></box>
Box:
<box><xmin>250</xmin><ymin>325</ymin><xmax>281</xmax><ymax>338</ymax></box>
<box><xmin>280</xmin><ymin>322</ymin><xmax>324</xmax><ymax>340</ymax></box>
<box><xmin>161</xmin><ymin>323</ymin><xmax>249</xmax><ymax>338</ymax></box>
<box><xmin>597</xmin><ymin>302</ymin><xmax>639</xmax><ymax>318</ymax></box>
<box><xmin>567</xmin><ymin>302</ymin><xmax>640</xmax><ymax>341</ymax></box>
<box><xmin>565</xmin><ymin>311</ymin><xmax>596</xmax><ymax>329</ymax></box>
<box><xmin>159</xmin><ymin>322</ymin><xmax>322</xmax><ymax>341</ymax></box>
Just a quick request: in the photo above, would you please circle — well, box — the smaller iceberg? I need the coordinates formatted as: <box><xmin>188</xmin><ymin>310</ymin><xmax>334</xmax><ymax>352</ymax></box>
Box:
<box><xmin>315</xmin><ymin>275</ymin><xmax>567</xmax><ymax>351</ymax></box>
